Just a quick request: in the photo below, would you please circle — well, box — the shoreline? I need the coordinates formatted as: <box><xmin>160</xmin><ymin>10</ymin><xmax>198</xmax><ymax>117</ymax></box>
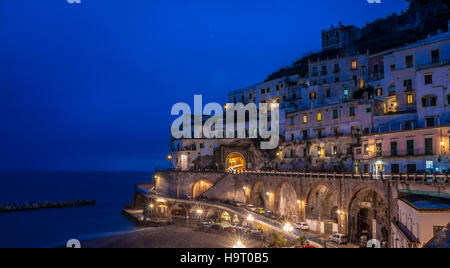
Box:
<box><xmin>78</xmin><ymin>223</ymin><xmax>265</xmax><ymax>248</ymax></box>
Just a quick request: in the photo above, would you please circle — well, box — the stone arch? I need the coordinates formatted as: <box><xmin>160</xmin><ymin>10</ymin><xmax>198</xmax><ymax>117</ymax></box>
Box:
<box><xmin>192</xmin><ymin>178</ymin><xmax>214</xmax><ymax>199</ymax></box>
<box><xmin>220</xmin><ymin>211</ymin><xmax>232</xmax><ymax>224</ymax></box>
<box><xmin>296</xmin><ymin>145</ymin><xmax>307</xmax><ymax>157</ymax></box>
<box><xmin>170</xmin><ymin>203</ymin><xmax>188</xmax><ymax>219</ymax></box>
<box><xmin>325</xmin><ymin>142</ymin><xmax>336</xmax><ymax>157</ymax></box>
<box><xmin>204</xmin><ymin>207</ymin><xmax>219</xmax><ymax>221</ymax></box>
<box><xmin>275</xmin><ymin>181</ymin><xmax>298</xmax><ymax>219</ymax></box>
<box><xmin>309</xmin><ymin>144</ymin><xmax>321</xmax><ymax>157</ymax></box>
<box><xmin>305</xmin><ymin>184</ymin><xmax>338</xmax><ymax>221</ymax></box>
<box><xmin>225</xmin><ymin>152</ymin><xmax>246</xmax><ymax>172</ymax></box>
<box><xmin>340</xmin><ymin>142</ymin><xmax>352</xmax><ymax>155</ymax></box>
<box><xmin>250</xmin><ymin>181</ymin><xmax>267</xmax><ymax>209</ymax></box>
<box><xmin>347</xmin><ymin>187</ymin><xmax>389</xmax><ymax>244</ymax></box>
<box><xmin>234</xmin><ymin>186</ymin><xmax>248</xmax><ymax>203</ymax></box>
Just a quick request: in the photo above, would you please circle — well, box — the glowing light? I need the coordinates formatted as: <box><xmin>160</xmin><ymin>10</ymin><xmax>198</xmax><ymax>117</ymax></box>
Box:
<box><xmin>233</xmin><ymin>241</ymin><xmax>246</xmax><ymax>249</ymax></box>
<box><xmin>167</xmin><ymin>154</ymin><xmax>173</xmax><ymax>160</ymax></box>
<box><xmin>196</xmin><ymin>209</ymin><xmax>203</xmax><ymax>215</ymax></box>
<box><xmin>283</xmin><ymin>223</ymin><xmax>294</xmax><ymax>233</ymax></box>
<box><xmin>297</xmin><ymin>200</ymin><xmax>301</xmax><ymax>204</ymax></box>
<box><xmin>337</xmin><ymin>210</ymin><xmax>343</xmax><ymax>215</ymax></box>
<box><xmin>156</xmin><ymin>198</ymin><xmax>166</xmax><ymax>203</ymax></box>
<box><xmin>149</xmin><ymin>204</ymin><xmax>154</xmax><ymax>208</ymax></box>
<box><xmin>441</xmin><ymin>141</ymin><xmax>445</xmax><ymax>146</ymax></box>
<box><xmin>247</xmin><ymin>215</ymin><xmax>255</xmax><ymax>222</ymax></box>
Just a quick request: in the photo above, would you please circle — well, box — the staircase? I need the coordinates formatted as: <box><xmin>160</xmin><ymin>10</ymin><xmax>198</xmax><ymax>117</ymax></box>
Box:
<box><xmin>199</xmin><ymin>173</ymin><xmax>231</xmax><ymax>199</ymax></box>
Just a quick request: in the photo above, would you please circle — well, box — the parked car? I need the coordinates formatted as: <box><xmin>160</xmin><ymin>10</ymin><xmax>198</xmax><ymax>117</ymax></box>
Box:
<box><xmin>294</xmin><ymin>222</ymin><xmax>309</xmax><ymax>231</ymax></box>
<box><xmin>328</xmin><ymin>233</ymin><xmax>349</xmax><ymax>245</ymax></box>
<box><xmin>246</xmin><ymin>204</ymin><xmax>257</xmax><ymax>212</ymax></box>
<box><xmin>231</xmin><ymin>200</ymin><xmax>245</xmax><ymax>207</ymax></box>
<box><xmin>201</xmin><ymin>221</ymin><xmax>214</xmax><ymax>227</ymax></box>
<box><xmin>256</xmin><ymin>208</ymin><xmax>265</xmax><ymax>214</ymax></box>
<box><xmin>263</xmin><ymin>211</ymin><xmax>273</xmax><ymax>218</ymax></box>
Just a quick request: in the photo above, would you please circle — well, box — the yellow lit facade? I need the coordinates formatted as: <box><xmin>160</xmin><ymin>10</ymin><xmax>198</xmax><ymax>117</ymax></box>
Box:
<box><xmin>226</xmin><ymin>153</ymin><xmax>246</xmax><ymax>172</ymax></box>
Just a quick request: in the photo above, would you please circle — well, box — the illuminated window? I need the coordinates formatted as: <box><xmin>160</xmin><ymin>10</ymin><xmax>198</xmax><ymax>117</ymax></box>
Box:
<box><xmin>364</xmin><ymin>144</ymin><xmax>369</xmax><ymax>155</ymax></box>
<box><xmin>407</xmin><ymin>94</ymin><xmax>414</xmax><ymax>105</ymax></box>
<box><xmin>351</xmin><ymin>60</ymin><xmax>358</xmax><ymax>70</ymax></box>
<box><xmin>316</xmin><ymin>111</ymin><xmax>323</xmax><ymax>122</ymax></box>
<box><xmin>376</xmin><ymin>88</ymin><xmax>383</xmax><ymax>97</ymax></box>
<box><xmin>426</xmin><ymin>161</ymin><xmax>433</xmax><ymax>169</ymax></box>
<box><xmin>359</xmin><ymin>79</ymin><xmax>366</xmax><ymax>89</ymax></box>
<box><xmin>302</xmin><ymin>114</ymin><xmax>309</xmax><ymax>124</ymax></box>
<box><xmin>343</xmin><ymin>88</ymin><xmax>350</xmax><ymax>97</ymax></box>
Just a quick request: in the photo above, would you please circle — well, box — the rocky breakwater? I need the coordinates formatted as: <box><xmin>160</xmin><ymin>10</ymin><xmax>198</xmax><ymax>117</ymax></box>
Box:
<box><xmin>0</xmin><ymin>200</ymin><xmax>96</xmax><ymax>213</ymax></box>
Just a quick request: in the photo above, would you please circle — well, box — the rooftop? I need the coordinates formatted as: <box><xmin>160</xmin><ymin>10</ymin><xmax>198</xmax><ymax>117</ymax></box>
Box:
<box><xmin>399</xmin><ymin>194</ymin><xmax>450</xmax><ymax>210</ymax></box>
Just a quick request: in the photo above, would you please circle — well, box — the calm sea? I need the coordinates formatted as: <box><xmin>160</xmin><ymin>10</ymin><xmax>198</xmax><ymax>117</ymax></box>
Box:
<box><xmin>0</xmin><ymin>171</ymin><xmax>152</xmax><ymax>248</ymax></box>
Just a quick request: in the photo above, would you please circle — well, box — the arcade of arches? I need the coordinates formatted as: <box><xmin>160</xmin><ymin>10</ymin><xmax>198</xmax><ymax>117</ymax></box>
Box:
<box><xmin>226</xmin><ymin>153</ymin><xmax>246</xmax><ymax>172</ymax></box>
<box><xmin>192</xmin><ymin>179</ymin><xmax>214</xmax><ymax>199</ymax></box>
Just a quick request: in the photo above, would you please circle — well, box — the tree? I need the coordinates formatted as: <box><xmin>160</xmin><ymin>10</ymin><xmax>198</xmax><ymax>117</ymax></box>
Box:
<box><xmin>296</xmin><ymin>236</ymin><xmax>308</xmax><ymax>248</ymax></box>
<box><xmin>271</xmin><ymin>233</ymin><xmax>288</xmax><ymax>248</ymax></box>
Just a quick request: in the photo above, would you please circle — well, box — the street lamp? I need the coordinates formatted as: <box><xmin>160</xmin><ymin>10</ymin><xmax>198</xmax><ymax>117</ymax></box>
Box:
<box><xmin>283</xmin><ymin>223</ymin><xmax>294</xmax><ymax>233</ymax></box>
<box><xmin>233</xmin><ymin>241</ymin><xmax>246</xmax><ymax>249</ymax></box>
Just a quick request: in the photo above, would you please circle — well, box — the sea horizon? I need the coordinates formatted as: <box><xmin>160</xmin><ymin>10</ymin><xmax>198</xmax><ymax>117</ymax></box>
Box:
<box><xmin>0</xmin><ymin>171</ymin><xmax>153</xmax><ymax>248</ymax></box>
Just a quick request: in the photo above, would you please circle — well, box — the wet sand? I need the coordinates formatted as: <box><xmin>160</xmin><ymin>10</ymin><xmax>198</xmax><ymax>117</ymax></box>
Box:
<box><xmin>81</xmin><ymin>224</ymin><xmax>265</xmax><ymax>248</ymax></box>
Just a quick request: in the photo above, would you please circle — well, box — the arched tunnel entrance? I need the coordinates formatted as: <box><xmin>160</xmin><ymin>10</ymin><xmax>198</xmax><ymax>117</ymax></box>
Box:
<box><xmin>226</xmin><ymin>152</ymin><xmax>246</xmax><ymax>172</ymax></box>
<box><xmin>306</xmin><ymin>185</ymin><xmax>338</xmax><ymax>222</ymax></box>
<box><xmin>192</xmin><ymin>179</ymin><xmax>214</xmax><ymax>199</ymax></box>
<box><xmin>276</xmin><ymin>182</ymin><xmax>298</xmax><ymax>220</ymax></box>
<box><xmin>348</xmin><ymin>188</ymin><xmax>389</xmax><ymax>245</ymax></box>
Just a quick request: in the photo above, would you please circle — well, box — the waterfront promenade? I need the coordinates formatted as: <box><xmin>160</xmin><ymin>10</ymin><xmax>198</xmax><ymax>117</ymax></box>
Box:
<box><xmin>126</xmin><ymin>189</ymin><xmax>326</xmax><ymax>247</ymax></box>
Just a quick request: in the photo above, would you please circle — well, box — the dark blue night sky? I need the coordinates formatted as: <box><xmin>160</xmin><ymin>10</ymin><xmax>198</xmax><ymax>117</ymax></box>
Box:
<box><xmin>0</xmin><ymin>0</ymin><xmax>408</xmax><ymax>171</ymax></box>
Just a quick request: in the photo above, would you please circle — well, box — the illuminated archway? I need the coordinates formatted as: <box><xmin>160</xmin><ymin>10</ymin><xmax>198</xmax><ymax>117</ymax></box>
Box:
<box><xmin>221</xmin><ymin>211</ymin><xmax>231</xmax><ymax>224</ymax></box>
<box><xmin>226</xmin><ymin>152</ymin><xmax>246</xmax><ymax>172</ymax></box>
<box><xmin>192</xmin><ymin>179</ymin><xmax>214</xmax><ymax>199</ymax></box>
